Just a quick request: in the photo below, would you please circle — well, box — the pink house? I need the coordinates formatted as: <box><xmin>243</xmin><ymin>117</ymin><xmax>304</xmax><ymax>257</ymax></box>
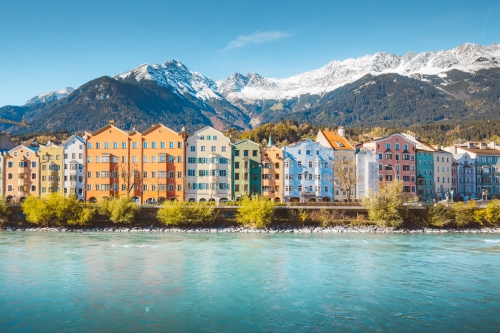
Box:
<box><xmin>360</xmin><ymin>133</ymin><xmax>417</xmax><ymax>193</ymax></box>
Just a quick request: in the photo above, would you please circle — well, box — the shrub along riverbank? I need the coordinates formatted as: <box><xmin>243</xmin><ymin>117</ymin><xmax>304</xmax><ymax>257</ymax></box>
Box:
<box><xmin>1</xmin><ymin>193</ymin><xmax>500</xmax><ymax>232</ymax></box>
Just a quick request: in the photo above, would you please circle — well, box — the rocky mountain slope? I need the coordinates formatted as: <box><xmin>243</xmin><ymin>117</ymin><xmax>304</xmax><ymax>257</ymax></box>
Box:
<box><xmin>0</xmin><ymin>43</ymin><xmax>499</xmax><ymax>134</ymax></box>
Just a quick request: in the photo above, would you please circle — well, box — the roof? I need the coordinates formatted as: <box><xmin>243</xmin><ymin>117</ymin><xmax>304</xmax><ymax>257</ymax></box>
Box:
<box><xmin>141</xmin><ymin>123</ymin><xmax>179</xmax><ymax>136</ymax></box>
<box><xmin>9</xmin><ymin>145</ymin><xmax>39</xmax><ymax>154</ymax></box>
<box><xmin>457</xmin><ymin>146</ymin><xmax>500</xmax><ymax>156</ymax></box>
<box><xmin>63</xmin><ymin>135</ymin><xmax>85</xmax><ymax>146</ymax></box>
<box><xmin>319</xmin><ymin>130</ymin><xmax>355</xmax><ymax>150</ymax></box>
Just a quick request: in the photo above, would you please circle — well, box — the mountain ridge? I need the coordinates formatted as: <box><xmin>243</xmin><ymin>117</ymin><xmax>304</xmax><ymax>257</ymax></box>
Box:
<box><xmin>2</xmin><ymin>42</ymin><xmax>499</xmax><ymax>134</ymax></box>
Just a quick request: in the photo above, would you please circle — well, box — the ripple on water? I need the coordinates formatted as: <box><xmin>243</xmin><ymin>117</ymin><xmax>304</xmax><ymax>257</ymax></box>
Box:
<box><xmin>1</xmin><ymin>232</ymin><xmax>500</xmax><ymax>333</ymax></box>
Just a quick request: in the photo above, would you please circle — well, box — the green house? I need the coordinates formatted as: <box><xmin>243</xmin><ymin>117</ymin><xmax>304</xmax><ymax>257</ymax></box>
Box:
<box><xmin>232</xmin><ymin>140</ymin><xmax>261</xmax><ymax>199</ymax></box>
<box><xmin>416</xmin><ymin>150</ymin><xmax>435</xmax><ymax>202</ymax></box>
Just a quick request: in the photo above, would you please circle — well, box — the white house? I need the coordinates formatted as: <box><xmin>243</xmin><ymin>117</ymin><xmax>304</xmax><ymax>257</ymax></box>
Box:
<box><xmin>185</xmin><ymin>126</ymin><xmax>232</xmax><ymax>203</ymax></box>
<box><xmin>283</xmin><ymin>138</ymin><xmax>334</xmax><ymax>202</ymax></box>
<box><xmin>63</xmin><ymin>135</ymin><xmax>85</xmax><ymax>200</ymax></box>
<box><xmin>355</xmin><ymin>148</ymin><xmax>379</xmax><ymax>199</ymax></box>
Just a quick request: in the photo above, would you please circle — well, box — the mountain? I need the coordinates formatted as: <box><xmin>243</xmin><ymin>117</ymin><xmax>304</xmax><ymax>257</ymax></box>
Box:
<box><xmin>24</xmin><ymin>87</ymin><xmax>75</xmax><ymax>106</ymax></box>
<box><xmin>0</xmin><ymin>43</ymin><xmax>499</xmax><ymax>134</ymax></box>
<box><xmin>217</xmin><ymin>43</ymin><xmax>500</xmax><ymax>125</ymax></box>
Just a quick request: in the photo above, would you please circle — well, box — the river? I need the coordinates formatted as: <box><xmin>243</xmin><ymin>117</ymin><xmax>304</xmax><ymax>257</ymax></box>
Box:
<box><xmin>1</xmin><ymin>232</ymin><xmax>500</xmax><ymax>332</ymax></box>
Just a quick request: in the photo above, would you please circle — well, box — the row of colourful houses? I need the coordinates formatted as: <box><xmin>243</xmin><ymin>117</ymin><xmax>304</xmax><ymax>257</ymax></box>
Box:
<box><xmin>1</xmin><ymin>121</ymin><xmax>499</xmax><ymax>204</ymax></box>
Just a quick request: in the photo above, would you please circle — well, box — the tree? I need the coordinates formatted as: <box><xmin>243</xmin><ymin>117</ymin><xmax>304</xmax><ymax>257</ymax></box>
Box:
<box><xmin>120</xmin><ymin>162</ymin><xmax>142</xmax><ymax>197</ymax></box>
<box><xmin>22</xmin><ymin>193</ymin><xmax>95</xmax><ymax>226</ymax></box>
<box><xmin>98</xmin><ymin>197</ymin><xmax>141</xmax><ymax>224</ymax></box>
<box><xmin>333</xmin><ymin>158</ymin><xmax>359</xmax><ymax>202</ymax></box>
<box><xmin>0</xmin><ymin>196</ymin><xmax>11</xmax><ymax>226</ymax></box>
<box><xmin>236</xmin><ymin>195</ymin><xmax>275</xmax><ymax>228</ymax></box>
<box><xmin>361</xmin><ymin>179</ymin><xmax>414</xmax><ymax>228</ymax></box>
<box><xmin>157</xmin><ymin>201</ymin><xmax>218</xmax><ymax>226</ymax></box>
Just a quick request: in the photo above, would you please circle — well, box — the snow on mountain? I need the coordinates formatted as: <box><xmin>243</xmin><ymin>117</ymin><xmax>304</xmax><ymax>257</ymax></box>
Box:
<box><xmin>24</xmin><ymin>87</ymin><xmax>75</xmax><ymax>106</ymax></box>
<box><xmin>217</xmin><ymin>43</ymin><xmax>500</xmax><ymax>102</ymax></box>
<box><xmin>114</xmin><ymin>60</ymin><xmax>222</xmax><ymax>101</ymax></box>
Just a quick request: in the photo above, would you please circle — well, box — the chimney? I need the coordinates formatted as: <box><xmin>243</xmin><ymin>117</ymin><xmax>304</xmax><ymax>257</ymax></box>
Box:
<box><xmin>109</xmin><ymin>120</ymin><xmax>115</xmax><ymax>126</ymax></box>
<box><xmin>489</xmin><ymin>142</ymin><xmax>496</xmax><ymax>149</ymax></box>
<box><xmin>451</xmin><ymin>146</ymin><xmax>458</xmax><ymax>154</ymax></box>
<box><xmin>338</xmin><ymin>126</ymin><xmax>345</xmax><ymax>138</ymax></box>
<box><xmin>480</xmin><ymin>142</ymin><xmax>486</xmax><ymax>150</ymax></box>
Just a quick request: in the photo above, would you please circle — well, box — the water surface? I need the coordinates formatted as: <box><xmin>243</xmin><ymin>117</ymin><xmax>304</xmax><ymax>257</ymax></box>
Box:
<box><xmin>1</xmin><ymin>232</ymin><xmax>500</xmax><ymax>332</ymax></box>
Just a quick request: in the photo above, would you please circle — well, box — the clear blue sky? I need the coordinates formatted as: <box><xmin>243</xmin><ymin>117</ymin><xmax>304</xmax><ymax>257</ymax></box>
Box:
<box><xmin>1</xmin><ymin>0</ymin><xmax>498</xmax><ymax>106</ymax></box>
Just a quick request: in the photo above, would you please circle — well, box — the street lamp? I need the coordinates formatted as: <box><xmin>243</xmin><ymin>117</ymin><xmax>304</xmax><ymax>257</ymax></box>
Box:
<box><xmin>384</xmin><ymin>164</ymin><xmax>398</xmax><ymax>181</ymax></box>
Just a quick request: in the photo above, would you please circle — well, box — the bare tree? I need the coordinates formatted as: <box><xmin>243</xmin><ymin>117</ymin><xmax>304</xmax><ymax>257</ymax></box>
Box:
<box><xmin>333</xmin><ymin>158</ymin><xmax>359</xmax><ymax>202</ymax></box>
<box><xmin>120</xmin><ymin>162</ymin><xmax>142</xmax><ymax>197</ymax></box>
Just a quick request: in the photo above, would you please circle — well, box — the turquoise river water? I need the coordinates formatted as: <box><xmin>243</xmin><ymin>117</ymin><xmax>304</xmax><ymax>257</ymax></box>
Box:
<box><xmin>1</xmin><ymin>232</ymin><xmax>500</xmax><ymax>332</ymax></box>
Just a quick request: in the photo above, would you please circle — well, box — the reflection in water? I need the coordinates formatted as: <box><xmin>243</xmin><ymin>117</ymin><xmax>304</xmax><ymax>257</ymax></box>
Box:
<box><xmin>1</xmin><ymin>232</ymin><xmax>500</xmax><ymax>332</ymax></box>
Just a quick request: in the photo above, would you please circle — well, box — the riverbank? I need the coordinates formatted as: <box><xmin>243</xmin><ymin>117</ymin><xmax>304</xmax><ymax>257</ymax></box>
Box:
<box><xmin>3</xmin><ymin>225</ymin><xmax>500</xmax><ymax>234</ymax></box>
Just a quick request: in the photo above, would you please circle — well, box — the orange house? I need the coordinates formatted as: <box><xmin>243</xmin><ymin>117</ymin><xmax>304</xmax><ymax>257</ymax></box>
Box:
<box><xmin>85</xmin><ymin>120</ymin><xmax>187</xmax><ymax>204</ymax></box>
<box><xmin>141</xmin><ymin>124</ymin><xmax>188</xmax><ymax>203</ymax></box>
<box><xmin>261</xmin><ymin>140</ymin><xmax>284</xmax><ymax>202</ymax></box>
<box><xmin>85</xmin><ymin>121</ymin><xmax>140</xmax><ymax>202</ymax></box>
<box><xmin>4</xmin><ymin>145</ymin><xmax>40</xmax><ymax>203</ymax></box>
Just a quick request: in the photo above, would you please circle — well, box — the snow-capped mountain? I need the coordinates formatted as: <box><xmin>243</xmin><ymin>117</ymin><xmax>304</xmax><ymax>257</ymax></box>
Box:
<box><xmin>114</xmin><ymin>60</ymin><xmax>222</xmax><ymax>101</ymax></box>
<box><xmin>24</xmin><ymin>87</ymin><xmax>75</xmax><ymax>106</ymax></box>
<box><xmin>217</xmin><ymin>43</ymin><xmax>500</xmax><ymax>102</ymax></box>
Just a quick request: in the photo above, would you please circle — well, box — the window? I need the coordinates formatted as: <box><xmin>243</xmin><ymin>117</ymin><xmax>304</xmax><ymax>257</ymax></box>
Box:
<box><xmin>235</xmin><ymin>150</ymin><xmax>240</xmax><ymax>157</ymax></box>
<box><xmin>132</xmin><ymin>156</ymin><xmax>137</xmax><ymax>163</ymax></box>
<box><xmin>169</xmin><ymin>156</ymin><xmax>175</xmax><ymax>163</ymax></box>
<box><xmin>113</xmin><ymin>142</ymin><xmax>118</xmax><ymax>149</ymax></box>
<box><xmin>122</xmin><ymin>142</ymin><xmax>127</xmax><ymax>149</ymax></box>
<box><xmin>169</xmin><ymin>141</ymin><xmax>174</xmax><ymax>149</ymax></box>
<box><xmin>201</xmin><ymin>146</ymin><xmax>206</xmax><ymax>152</ymax></box>
<box><xmin>143</xmin><ymin>142</ymin><xmax>148</xmax><ymax>149</ymax></box>
<box><xmin>395</xmin><ymin>144</ymin><xmax>400</xmax><ymax>150</ymax></box>
<box><xmin>104</xmin><ymin>142</ymin><xmax>109</xmax><ymax>149</ymax></box>
<box><xmin>298</xmin><ymin>150</ymin><xmax>302</xmax><ymax>155</ymax></box>
<box><xmin>151</xmin><ymin>142</ymin><xmax>157</xmax><ymax>149</ymax></box>
<box><xmin>143</xmin><ymin>171</ymin><xmax>148</xmax><ymax>178</ymax></box>
<box><xmin>190</xmin><ymin>146</ymin><xmax>196</xmax><ymax>152</ymax></box>
<box><xmin>306</xmin><ymin>150</ymin><xmax>311</xmax><ymax>155</ymax></box>
<box><xmin>221</xmin><ymin>146</ymin><xmax>226</xmax><ymax>152</ymax></box>
<box><xmin>161</xmin><ymin>142</ymin><xmax>166</xmax><ymax>149</ymax></box>
<box><xmin>178</xmin><ymin>142</ymin><xmax>183</xmax><ymax>148</ymax></box>
<box><xmin>31</xmin><ymin>161</ymin><xmax>36</xmax><ymax>168</ymax></box>
<box><xmin>404</xmin><ymin>144</ymin><xmax>408</xmax><ymax>151</ymax></box>
<box><xmin>88</xmin><ymin>142</ymin><xmax>92</xmax><ymax>149</ymax></box>
<box><xmin>132</xmin><ymin>142</ymin><xmax>138</xmax><ymax>149</ymax></box>
<box><xmin>211</xmin><ymin>146</ymin><xmax>216</xmax><ymax>152</ymax></box>
<box><xmin>169</xmin><ymin>171</ymin><xmax>174</xmax><ymax>178</ymax></box>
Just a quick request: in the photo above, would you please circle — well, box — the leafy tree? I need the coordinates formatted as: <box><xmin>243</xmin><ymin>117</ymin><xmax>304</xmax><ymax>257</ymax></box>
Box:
<box><xmin>98</xmin><ymin>197</ymin><xmax>141</xmax><ymax>224</ymax></box>
<box><xmin>361</xmin><ymin>179</ymin><xmax>414</xmax><ymax>228</ymax></box>
<box><xmin>22</xmin><ymin>193</ymin><xmax>95</xmax><ymax>226</ymax></box>
<box><xmin>474</xmin><ymin>200</ymin><xmax>500</xmax><ymax>226</ymax></box>
<box><xmin>157</xmin><ymin>201</ymin><xmax>218</xmax><ymax>226</ymax></box>
<box><xmin>451</xmin><ymin>201</ymin><xmax>477</xmax><ymax>227</ymax></box>
<box><xmin>333</xmin><ymin>158</ymin><xmax>359</xmax><ymax>202</ymax></box>
<box><xmin>236</xmin><ymin>195</ymin><xmax>275</xmax><ymax>228</ymax></box>
<box><xmin>0</xmin><ymin>196</ymin><xmax>11</xmax><ymax>226</ymax></box>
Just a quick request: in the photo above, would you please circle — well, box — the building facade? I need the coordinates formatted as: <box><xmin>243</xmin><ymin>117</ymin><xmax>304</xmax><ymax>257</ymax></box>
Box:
<box><xmin>185</xmin><ymin>126</ymin><xmax>232</xmax><ymax>203</ymax></box>
<box><xmin>232</xmin><ymin>139</ymin><xmax>261</xmax><ymax>199</ymax></box>
<box><xmin>283</xmin><ymin>138</ymin><xmax>334</xmax><ymax>202</ymax></box>
<box><xmin>141</xmin><ymin>124</ymin><xmax>188</xmax><ymax>204</ymax></box>
<box><xmin>39</xmin><ymin>141</ymin><xmax>64</xmax><ymax>196</ymax></box>
<box><xmin>433</xmin><ymin>149</ymin><xmax>453</xmax><ymax>200</ymax></box>
<box><xmin>261</xmin><ymin>141</ymin><xmax>283</xmax><ymax>202</ymax></box>
<box><xmin>453</xmin><ymin>152</ymin><xmax>476</xmax><ymax>200</ymax></box>
<box><xmin>316</xmin><ymin>127</ymin><xmax>356</xmax><ymax>201</ymax></box>
<box><xmin>415</xmin><ymin>150</ymin><xmax>434</xmax><ymax>202</ymax></box>
<box><xmin>355</xmin><ymin>148</ymin><xmax>378</xmax><ymax>199</ymax></box>
<box><xmin>362</xmin><ymin>134</ymin><xmax>417</xmax><ymax>195</ymax></box>
<box><xmin>445</xmin><ymin>142</ymin><xmax>500</xmax><ymax>199</ymax></box>
<box><xmin>85</xmin><ymin>121</ymin><xmax>136</xmax><ymax>202</ymax></box>
<box><xmin>63</xmin><ymin>135</ymin><xmax>86</xmax><ymax>200</ymax></box>
<box><xmin>4</xmin><ymin>145</ymin><xmax>39</xmax><ymax>203</ymax></box>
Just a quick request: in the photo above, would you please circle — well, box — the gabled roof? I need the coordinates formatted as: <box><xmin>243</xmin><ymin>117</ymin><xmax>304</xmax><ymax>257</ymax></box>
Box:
<box><xmin>90</xmin><ymin>123</ymin><xmax>130</xmax><ymax>137</ymax></box>
<box><xmin>318</xmin><ymin>130</ymin><xmax>355</xmax><ymax>150</ymax></box>
<box><xmin>63</xmin><ymin>134</ymin><xmax>85</xmax><ymax>147</ymax></box>
<box><xmin>141</xmin><ymin>123</ymin><xmax>179</xmax><ymax>136</ymax></box>
<box><xmin>457</xmin><ymin>146</ymin><xmax>500</xmax><ymax>156</ymax></box>
<box><xmin>8</xmin><ymin>144</ymin><xmax>39</xmax><ymax>154</ymax></box>
<box><xmin>233</xmin><ymin>139</ymin><xmax>260</xmax><ymax>147</ymax></box>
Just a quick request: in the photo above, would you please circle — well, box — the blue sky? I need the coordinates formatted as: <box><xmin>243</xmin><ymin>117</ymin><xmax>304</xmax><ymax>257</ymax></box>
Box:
<box><xmin>0</xmin><ymin>0</ymin><xmax>499</xmax><ymax>106</ymax></box>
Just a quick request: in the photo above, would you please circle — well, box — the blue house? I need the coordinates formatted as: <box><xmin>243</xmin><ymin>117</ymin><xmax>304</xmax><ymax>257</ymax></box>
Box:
<box><xmin>283</xmin><ymin>138</ymin><xmax>334</xmax><ymax>202</ymax></box>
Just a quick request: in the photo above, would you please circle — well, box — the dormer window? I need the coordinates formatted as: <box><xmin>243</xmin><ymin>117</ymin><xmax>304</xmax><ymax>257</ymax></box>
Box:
<box><xmin>336</xmin><ymin>142</ymin><xmax>344</xmax><ymax>147</ymax></box>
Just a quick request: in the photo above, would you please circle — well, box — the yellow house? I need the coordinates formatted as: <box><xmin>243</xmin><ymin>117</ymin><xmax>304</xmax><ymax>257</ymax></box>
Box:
<box><xmin>39</xmin><ymin>141</ymin><xmax>64</xmax><ymax>195</ymax></box>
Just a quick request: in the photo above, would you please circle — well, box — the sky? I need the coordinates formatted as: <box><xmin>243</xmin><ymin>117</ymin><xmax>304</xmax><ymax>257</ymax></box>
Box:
<box><xmin>0</xmin><ymin>0</ymin><xmax>499</xmax><ymax>106</ymax></box>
